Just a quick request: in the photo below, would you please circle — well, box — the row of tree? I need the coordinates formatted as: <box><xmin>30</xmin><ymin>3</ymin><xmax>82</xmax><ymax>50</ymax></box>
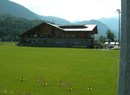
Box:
<box><xmin>96</xmin><ymin>29</ymin><xmax>116</xmax><ymax>48</ymax></box>
<box><xmin>0</xmin><ymin>14</ymin><xmax>42</xmax><ymax>41</ymax></box>
<box><xmin>98</xmin><ymin>29</ymin><xmax>116</xmax><ymax>43</ymax></box>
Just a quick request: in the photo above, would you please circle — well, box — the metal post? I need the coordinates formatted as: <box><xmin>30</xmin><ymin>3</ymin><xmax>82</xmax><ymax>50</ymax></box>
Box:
<box><xmin>116</xmin><ymin>9</ymin><xmax>121</xmax><ymax>48</ymax></box>
<box><xmin>117</xmin><ymin>0</ymin><xmax>130</xmax><ymax>94</ymax></box>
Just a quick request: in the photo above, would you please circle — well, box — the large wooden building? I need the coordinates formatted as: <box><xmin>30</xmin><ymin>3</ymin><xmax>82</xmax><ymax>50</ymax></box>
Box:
<box><xmin>19</xmin><ymin>22</ymin><xmax>98</xmax><ymax>48</ymax></box>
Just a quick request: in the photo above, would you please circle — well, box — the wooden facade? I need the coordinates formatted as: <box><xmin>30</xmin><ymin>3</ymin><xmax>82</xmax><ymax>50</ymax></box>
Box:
<box><xmin>19</xmin><ymin>22</ymin><xmax>98</xmax><ymax>48</ymax></box>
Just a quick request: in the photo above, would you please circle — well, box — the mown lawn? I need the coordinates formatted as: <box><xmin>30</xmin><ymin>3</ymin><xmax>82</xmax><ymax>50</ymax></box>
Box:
<box><xmin>0</xmin><ymin>44</ymin><xmax>119</xmax><ymax>95</ymax></box>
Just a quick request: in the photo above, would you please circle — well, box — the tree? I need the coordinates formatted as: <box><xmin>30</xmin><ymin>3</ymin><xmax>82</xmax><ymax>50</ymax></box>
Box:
<box><xmin>0</xmin><ymin>14</ymin><xmax>42</xmax><ymax>41</ymax></box>
<box><xmin>106</xmin><ymin>29</ymin><xmax>115</xmax><ymax>42</ymax></box>
<box><xmin>98</xmin><ymin>36</ymin><xmax>106</xmax><ymax>43</ymax></box>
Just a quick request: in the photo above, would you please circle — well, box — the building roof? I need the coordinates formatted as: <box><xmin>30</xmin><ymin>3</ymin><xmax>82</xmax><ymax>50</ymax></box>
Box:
<box><xmin>46</xmin><ymin>22</ymin><xmax>64</xmax><ymax>30</ymax></box>
<box><xmin>46</xmin><ymin>22</ymin><xmax>97</xmax><ymax>32</ymax></box>
<box><xmin>59</xmin><ymin>25</ymin><xmax>97</xmax><ymax>31</ymax></box>
<box><xmin>20</xmin><ymin>22</ymin><xmax>98</xmax><ymax>37</ymax></box>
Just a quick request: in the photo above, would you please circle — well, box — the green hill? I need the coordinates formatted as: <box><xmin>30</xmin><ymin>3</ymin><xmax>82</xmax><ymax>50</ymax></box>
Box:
<box><xmin>0</xmin><ymin>0</ymin><xmax>40</xmax><ymax>19</ymax></box>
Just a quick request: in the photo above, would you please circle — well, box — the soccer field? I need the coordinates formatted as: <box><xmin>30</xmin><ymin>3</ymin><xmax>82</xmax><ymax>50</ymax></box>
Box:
<box><xmin>0</xmin><ymin>44</ymin><xmax>119</xmax><ymax>95</ymax></box>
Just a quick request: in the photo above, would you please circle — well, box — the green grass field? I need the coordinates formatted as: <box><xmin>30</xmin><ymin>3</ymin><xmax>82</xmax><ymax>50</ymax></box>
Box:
<box><xmin>0</xmin><ymin>43</ymin><xmax>119</xmax><ymax>95</ymax></box>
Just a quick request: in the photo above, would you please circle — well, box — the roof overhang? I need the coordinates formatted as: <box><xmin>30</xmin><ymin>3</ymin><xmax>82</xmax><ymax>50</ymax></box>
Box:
<box><xmin>60</xmin><ymin>25</ymin><xmax>97</xmax><ymax>32</ymax></box>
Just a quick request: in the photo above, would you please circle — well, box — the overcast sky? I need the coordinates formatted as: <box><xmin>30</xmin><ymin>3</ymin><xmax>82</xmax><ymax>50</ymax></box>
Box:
<box><xmin>10</xmin><ymin>0</ymin><xmax>121</xmax><ymax>21</ymax></box>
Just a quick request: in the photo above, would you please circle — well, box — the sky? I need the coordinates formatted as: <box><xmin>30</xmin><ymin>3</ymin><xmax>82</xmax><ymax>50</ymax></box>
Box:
<box><xmin>9</xmin><ymin>0</ymin><xmax>121</xmax><ymax>21</ymax></box>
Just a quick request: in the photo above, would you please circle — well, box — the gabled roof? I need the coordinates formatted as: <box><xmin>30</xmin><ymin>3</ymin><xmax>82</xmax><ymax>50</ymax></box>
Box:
<box><xmin>46</xmin><ymin>22</ymin><xmax>64</xmax><ymax>30</ymax></box>
<box><xmin>20</xmin><ymin>22</ymin><xmax>98</xmax><ymax>36</ymax></box>
<box><xmin>46</xmin><ymin>22</ymin><xmax>97</xmax><ymax>32</ymax></box>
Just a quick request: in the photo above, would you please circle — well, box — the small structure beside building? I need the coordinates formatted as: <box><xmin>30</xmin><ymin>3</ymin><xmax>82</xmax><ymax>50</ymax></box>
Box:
<box><xmin>19</xmin><ymin>22</ymin><xmax>98</xmax><ymax>48</ymax></box>
<box><xmin>104</xmin><ymin>42</ymin><xmax>119</xmax><ymax>49</ymax></box>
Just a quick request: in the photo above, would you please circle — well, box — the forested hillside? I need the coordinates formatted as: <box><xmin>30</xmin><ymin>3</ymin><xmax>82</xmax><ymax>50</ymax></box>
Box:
<box><xmin>0</xmin><ymin>14</ymin><xmax>42</xmax><ymax>41</ymax></box>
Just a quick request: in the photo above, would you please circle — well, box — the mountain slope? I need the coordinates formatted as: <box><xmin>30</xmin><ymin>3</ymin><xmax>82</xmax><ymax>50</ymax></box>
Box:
<box><xmin>39</xmin><ymin>16</ymin><xmax>72</xmax><ymax>25</ymax></box>
<box><xmin>98</xmin><ymin>17</ymin><xmax>118</xmax><ymax>38</ymax></box>
<box><xmin>0</xmin><ymin>0</ymin><xmax>40</xmax><ymax>19</ymax></box>
<box><xmin>0</xmin><ymin>0</ymin><xmax>72</xmax><ymax>25</ymax></box>
<box><xmin>98</xmin><ymin>17</ymin><xmax>118</xmax><ymax>32</ymax></box>
<box><xmin>75</xmin><ymin>20</ymin><xmax>110</xmax><ymax>38</ymax></box>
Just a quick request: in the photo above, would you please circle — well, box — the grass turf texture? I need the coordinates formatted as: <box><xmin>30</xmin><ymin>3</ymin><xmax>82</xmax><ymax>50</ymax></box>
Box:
<box><xmin>0</xmin><ymin>44</ymin><xmax>119</xmax><ymax>95</ymax></box>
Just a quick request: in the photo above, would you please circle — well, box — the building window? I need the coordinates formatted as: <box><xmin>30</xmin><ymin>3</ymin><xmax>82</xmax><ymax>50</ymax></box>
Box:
<box><xmin>72</xmin><ymin>35</ymin><xmax>75</xmax><ymax>38</ymax></box>
<box><xmin>66</xmin><ymin>35</ymin><xmax>69</xmax><ymax>38</ymax></box>
<box><xmin>34</xmin><ymin>34</ymin><xmax>37</xmax><ymax>37</ymax></box>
